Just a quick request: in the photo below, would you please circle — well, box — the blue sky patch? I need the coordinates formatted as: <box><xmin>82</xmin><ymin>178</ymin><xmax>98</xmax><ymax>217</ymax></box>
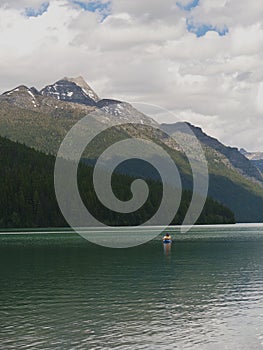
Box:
<box><xmin>177</xmin><ymin>0</ymin><xmax>199</xmax><ymax>11</ymax></box>
<box><xmin>72</xmin><ymin>0</ymin><xmax>111</xmax><ymax>19</ymax></box>
<box><xmin>187</xmin><ymin>19</ymin><xmax>229</xmax><ymax>37</ymax></box>
<box><xmin>25</xmin><ymin>2</ymin><xmax>49</xmax><ymax>17</ymax></box>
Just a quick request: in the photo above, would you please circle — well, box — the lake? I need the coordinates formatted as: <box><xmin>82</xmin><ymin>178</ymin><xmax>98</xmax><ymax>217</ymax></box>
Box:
<box><xmin>1</xmin><ymin>225</ymin><xmax>263</xmax><ymax>349</ymax></box>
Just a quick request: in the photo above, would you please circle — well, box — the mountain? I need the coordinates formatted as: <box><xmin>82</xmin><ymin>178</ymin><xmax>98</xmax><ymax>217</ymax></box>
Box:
<box><xmin>250</xmin><ymin>160</ymin><xmax>263</xmax><ymax>172</ymax></box>
<box><xmin>1</xmin><ymin>82</ymin><xmax>95</xmax><ymax>113</ymax></box>
<box><xmin>0</xmin><ymin>136</ymin><xmax>235</xmax><ymax>228</ymax></box>
<box><xmin>161</xmin><ymin>122</ymin><xmax>263</xmax><ymax>222</ymax></box>
<box><xmin>0</xmin><ymin>77</ymin><xmax>158</xmax><ymax>155</ymax></box>
<box><xmin>97</xmin><ymin>99</ymin><xmax>158</xmax><ymax>125</ymax></box>
<box><xmin>40</xmin><ymin>77</ymin><xmax>98</xmax><ymax>106</ymax></box>
<box><xmin>64</xmin><ymin>76</ymin><xmax>100</xmax><ymax>102</ymax></box>
<box><xmin>162</xmin><ymin>123</ymin><xmax>263</xmax><ymax>184</ymax></box>
<box><xmin>1</xmin><ymin>76</ymin><xmax>155</xmax><ymax>127</ymax></box>
<box><xmin>240</xmin><ymin>148</ymin><xmax>263</xmax><ymax>161</ymax></box>
<box><xmin>40</xmin><ymin>77</ymin><xmax>157</xmax><ymax>125</ymax></box>
<box><xmin>1</xmin><ymin>76</ymin><xmax>263</xmax><ymax>223</ymax></box>
<box><xmin>240</xmin><ymin>148</ymin><xmax>263</xmax><ymax>173</ymax></box>
<box><xmin>2</xmin><ymin>85</ymin><xmax>41</xmax><ymax>110</ymax></box>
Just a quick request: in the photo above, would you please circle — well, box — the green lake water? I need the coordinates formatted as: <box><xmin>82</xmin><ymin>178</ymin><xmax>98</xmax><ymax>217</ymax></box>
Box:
<box><xmin>1</xmin><ymin>225</ymin><xmax>263</xmax><ymax>349</ymax></box>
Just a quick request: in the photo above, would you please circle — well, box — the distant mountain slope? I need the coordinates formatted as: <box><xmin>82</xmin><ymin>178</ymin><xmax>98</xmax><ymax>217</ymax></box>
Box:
<box><xmin>162</xmin><ymin>123</ymin><xmax>263</xmax><ymax>184</ymax></box>
<box><xmin>161</xmin><ymin>122</ymin><xmax>263</xmax><ymax>222</ymax></box>
<box><xmin>250</xmin><ymin>160</ymin><xmax>263</xmax><ymax>172</ymax></box>
<box><xmin>240</xmin><ymin>148</ymin><xmax>263</xmax><ymax>161</ymax></box>
<box><xmin>240</xmin><ymin>148</ymin><xmax>263</xmax><ymax>173</ymax></box>
<box><xmin>1</xmin><ymin>77</ymin><xmax>263</xmax><ymax>222</ymax></box>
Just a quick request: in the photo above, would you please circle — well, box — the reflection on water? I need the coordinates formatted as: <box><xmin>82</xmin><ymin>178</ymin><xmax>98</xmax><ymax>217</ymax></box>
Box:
<box><xmin>0</xmin><ymin>225</ymin><xmax>263</xmax><ymax>349</ymax></box>
<box><xmin>163</xmin><ymin>242</ymin><xmax>172</xmax><ymax>256</ymax></box>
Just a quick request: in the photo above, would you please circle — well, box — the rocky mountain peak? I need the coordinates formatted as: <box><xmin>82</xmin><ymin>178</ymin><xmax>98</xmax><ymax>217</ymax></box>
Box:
<box><xmin>0</xmin><ymin>76</ymin><xmax>158</xmax><ymax>126</ymax></box>
<box><xmin>40</xmin><ymin>78</ymin><xmax>97</xmax><ymax>106</ymax></box>
<box><xmin>38</xmin><ymin>77</ymin><xmax>158</xmax><ymax>125</ymax></box>
<box><xmin>3</xmin><ymin>85</ymin><xmax>35</xmax><ymax>95</ymax></box>
<box><xmin>1</xmin><ymin>85</ymin><xmax>39</xmax><ymax>109</ymax></box>
<box><xmin>63</xmin><ymin>76</ymin><xmax>100</xmax><ymax>102</ymax></box>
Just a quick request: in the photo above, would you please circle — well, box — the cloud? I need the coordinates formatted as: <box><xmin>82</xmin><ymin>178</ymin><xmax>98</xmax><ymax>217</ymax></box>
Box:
<box><xmin>0</xmin><ymin>0</ymin><xmax>263</xmax><ymax>151</ymax></box>
<box><xmin>186</xmin><ymin>18</ymin><xmax>228</xmax><ymax>37</ymax></box>
<box><xmin>177</xmin><ymin>0</ymin><xmax>199</xmax><ymax>12</ymax></box>
<box><xmin>0</xmin><ymin>0</ymin><xmax>47</xmax><ymax>9</ymax></box>
<box><xmin>25</xmin><ymin>2</ymin><xmax>49</xmax><ymax>17</ymax></box>
<box><xmin>71</xmin><ymin>0</ymin><xmax>111</xmax><ymax>20</ymax></box>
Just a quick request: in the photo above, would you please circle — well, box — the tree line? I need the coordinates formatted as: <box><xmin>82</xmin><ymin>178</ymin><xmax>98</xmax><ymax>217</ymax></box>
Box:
<box><xmin>0</xmin><ymin>137</ymin><xmax>235</xmax><ymax>228</ymax></box>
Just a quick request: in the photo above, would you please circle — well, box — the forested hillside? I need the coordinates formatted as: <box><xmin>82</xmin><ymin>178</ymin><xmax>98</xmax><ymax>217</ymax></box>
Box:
<box><xmin>0</xmin><ymin>137</ymin><xmax>235</xmax><ymax>228</ymax></box>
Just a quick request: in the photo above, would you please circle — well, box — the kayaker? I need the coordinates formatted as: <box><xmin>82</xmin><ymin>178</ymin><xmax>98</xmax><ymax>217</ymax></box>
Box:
<box><xmin>163</xmin><ymin>233</ymin><xmax>172</xmax><ymax>242</ymax></box>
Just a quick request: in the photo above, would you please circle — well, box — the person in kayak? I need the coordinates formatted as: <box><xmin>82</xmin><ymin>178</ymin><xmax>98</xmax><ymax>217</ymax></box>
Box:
<box><xmin>163</xmin><ymin>233</ymin><xmax>172</xmax><ymax>242</ymax></box>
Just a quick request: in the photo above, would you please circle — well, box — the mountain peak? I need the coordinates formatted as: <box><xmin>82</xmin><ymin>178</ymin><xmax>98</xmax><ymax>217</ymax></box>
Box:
<box><xmin>63</xmin><ymin>76</ymin><xmax>100</xmax><ymax>102</ymax></box>
<box><xmin>40</xmin><ymin>77</ymin><xmax>98</xmax><ymax>106</ymax></box>
<box><xmin>3</xmin><ymin>85</ymin><xmax>31</xmax><ymax>94</ymax></box>
<box><xmin>64</xmin><ymin>75</ymin><xmax>87</xmax><ymax>87</ymax></box>
<box><xmin>1</xmin><ymin>85</ymin><xmax>39</xmax><ymax>109</ymax></box>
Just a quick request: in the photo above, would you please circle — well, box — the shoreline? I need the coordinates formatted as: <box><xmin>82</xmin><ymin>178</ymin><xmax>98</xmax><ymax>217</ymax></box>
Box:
<box><xmin>0</xmin><ymin>222</ymin><xmax>263</xmax><ymax>235</ymax></box>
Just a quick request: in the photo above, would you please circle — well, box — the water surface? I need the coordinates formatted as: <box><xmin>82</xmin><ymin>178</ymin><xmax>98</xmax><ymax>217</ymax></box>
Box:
<box><xmin>1</xmin><ymin>225</ymin><xmax>263</xmax><ymax>349</ymax></box>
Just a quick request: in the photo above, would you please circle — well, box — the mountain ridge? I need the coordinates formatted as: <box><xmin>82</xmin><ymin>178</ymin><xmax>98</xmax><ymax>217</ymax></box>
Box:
<box><xmin>240</xmin><ymin>148</ymin><xmax>263</xmax><ymax>173</ymax></box>
<box><xmin>240</xmin><ymin>148</ymin><xmax>263</xmax><ymax>161</ymax></box>
<box><xmin>0</xmin><ymin>77</ymin><xmax>157</xmax><ymax>126</ymax></box>
<box><xmin>1</xmin><ymin>76</ymin><xmax>263</xmax><ymax>222</ymax></box>
<box><xmin>162</xmin><ymin>122</ymin><xmax>263</xmax><ymax>185</ymax></box>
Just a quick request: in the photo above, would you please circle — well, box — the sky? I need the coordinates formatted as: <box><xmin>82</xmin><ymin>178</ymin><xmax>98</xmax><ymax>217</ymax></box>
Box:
<box><xmin>0</xmin><ymin>0</ymin><xmax>263</xmax><ymax>151</ymax></box>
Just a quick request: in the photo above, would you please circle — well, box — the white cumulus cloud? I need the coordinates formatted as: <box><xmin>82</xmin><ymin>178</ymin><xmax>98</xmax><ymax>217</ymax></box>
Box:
<box><xmin>0</xmin><ymin>0</ymin><xmax>263</xmax><ymax>151</ymax></box>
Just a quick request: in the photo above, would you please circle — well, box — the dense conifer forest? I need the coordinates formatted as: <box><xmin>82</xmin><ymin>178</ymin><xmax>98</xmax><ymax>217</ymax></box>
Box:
<box><xmin>0</xmin><ymin>137</ymin><xmax>235</xmax><ymax>228</ymax></box>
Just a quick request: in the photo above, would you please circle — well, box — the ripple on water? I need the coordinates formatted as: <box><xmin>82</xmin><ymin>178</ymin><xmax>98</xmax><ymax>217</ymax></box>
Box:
<box><xmin>1</xmin><ymin>227</ymin><xmax>263</xmax><ymax>349</ymax></box>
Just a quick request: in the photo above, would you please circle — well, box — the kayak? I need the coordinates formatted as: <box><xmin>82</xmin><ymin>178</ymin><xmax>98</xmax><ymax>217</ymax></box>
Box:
<box><xmin>163</xmin><ymin>239</ymin><xmax>172</xmax><ymax>244</ymax></box>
